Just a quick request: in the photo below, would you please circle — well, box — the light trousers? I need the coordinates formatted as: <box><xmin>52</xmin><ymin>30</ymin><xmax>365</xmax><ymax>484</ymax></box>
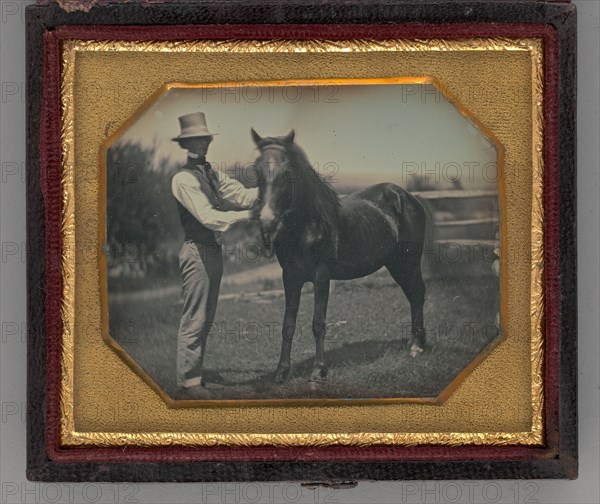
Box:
<box><xmin>176</xmin><ymin>241</ymin><xmax>223</xmax><ymax>388</ymax></box>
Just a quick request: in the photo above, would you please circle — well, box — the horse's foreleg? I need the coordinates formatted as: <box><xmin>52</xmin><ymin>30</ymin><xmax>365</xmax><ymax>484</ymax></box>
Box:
<box><xmin>275</xmin><ymin>270</ymin><xmax>303</xmax><ymax>384</ymax></box>
<box><xmin>310</xmin><ymin>266</ymin><xmax>330</xmax><ymax>383</ymax></box>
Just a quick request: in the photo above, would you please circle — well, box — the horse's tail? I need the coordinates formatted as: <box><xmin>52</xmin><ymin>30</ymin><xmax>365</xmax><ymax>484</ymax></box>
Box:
<box><xmin>415</xmin><ymin>195</ymin><xmax>435</xmax><ymax>269</ymax></box>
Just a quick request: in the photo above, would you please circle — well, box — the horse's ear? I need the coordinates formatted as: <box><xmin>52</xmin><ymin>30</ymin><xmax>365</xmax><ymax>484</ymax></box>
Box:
<box><xmin>251</xmin><ymin>128</ymin><xmax>262</xmax><ymax>145</ymax></box>
<box><xmin>284</xmin><ymin>130</ymin><xmax>295</xmax><ymax>145</ymax></box>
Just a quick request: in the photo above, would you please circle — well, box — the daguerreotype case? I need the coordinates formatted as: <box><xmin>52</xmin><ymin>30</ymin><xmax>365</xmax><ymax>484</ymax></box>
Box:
<box><xmin>26</xmin><ymin>0</ymin><xmax>577</xmax><ymax>481</ymax></box>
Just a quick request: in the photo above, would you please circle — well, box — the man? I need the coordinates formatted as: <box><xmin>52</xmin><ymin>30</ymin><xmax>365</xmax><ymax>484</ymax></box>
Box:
<box><xmin>170</xmin><ymin>112</ymin><xmax>258</xmax><ymax>399</ymax></box>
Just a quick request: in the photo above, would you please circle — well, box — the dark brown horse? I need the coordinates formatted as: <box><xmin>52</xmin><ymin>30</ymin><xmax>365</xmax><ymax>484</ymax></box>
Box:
<box><xmin>251</xmin><ymin>129</ymin><xmax>428</xmax><ymax>384</ymax></box>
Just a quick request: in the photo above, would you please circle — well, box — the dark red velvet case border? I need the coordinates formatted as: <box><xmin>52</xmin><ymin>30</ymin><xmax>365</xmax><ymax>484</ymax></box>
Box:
<box><xmin>42</xmin><ymin>21</ymin><xmax>561</xmax><ymax>461</ymax></box>
<box><xmin>27</xmin><ymin>1</ymin><xmax>577</xmax><ymax>482</ymax></box>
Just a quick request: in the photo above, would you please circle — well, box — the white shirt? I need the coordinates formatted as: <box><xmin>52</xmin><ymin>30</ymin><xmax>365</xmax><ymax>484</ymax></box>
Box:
<box><xmin>171</xmin><ymin>163</ymin><xmax>259</xmax><ymax>233</ymax></box>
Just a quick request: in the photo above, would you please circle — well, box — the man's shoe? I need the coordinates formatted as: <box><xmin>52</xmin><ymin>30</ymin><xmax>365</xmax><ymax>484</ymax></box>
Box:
<box><xmin>174</xmin><ymin>384</ymin><xmax>212</xmax><ymax>401</ymax></box>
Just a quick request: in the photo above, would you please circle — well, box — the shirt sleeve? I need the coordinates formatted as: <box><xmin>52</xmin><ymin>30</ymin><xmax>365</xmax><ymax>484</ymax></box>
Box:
<box><xmin>171</xmin><ymin>171</ymin><xmax>252</xmax><ymax>233</ymax></box>
<box><xmin>215</xmin><ymin>169</ymin><xmax>259</xmax><ymax>209</ymax></box>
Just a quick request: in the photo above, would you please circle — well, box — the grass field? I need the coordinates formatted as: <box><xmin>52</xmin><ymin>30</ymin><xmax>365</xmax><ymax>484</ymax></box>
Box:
<box><xmin>109</xmin><ymin>267</ymin><xmax>500</xmax><ymax>401</ymax></box>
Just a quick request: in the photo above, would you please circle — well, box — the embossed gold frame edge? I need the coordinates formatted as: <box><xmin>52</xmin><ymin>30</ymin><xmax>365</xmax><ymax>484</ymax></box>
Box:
<box><xmin>59</xmin><ymin>37</ymin><xmax>545</xmax><ymax>448</ymax></box>
<box><xmin>99</xmin><ymin>75</ymin><xmax>507</xmax><ymax>410</ymax></box>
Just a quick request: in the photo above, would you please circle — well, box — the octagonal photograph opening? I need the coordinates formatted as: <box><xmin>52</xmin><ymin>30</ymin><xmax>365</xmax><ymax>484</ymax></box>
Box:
<box><xmin>100</xmin><ymin>77</ymin><xmax>505</xmax><ymax>406</ymax></box>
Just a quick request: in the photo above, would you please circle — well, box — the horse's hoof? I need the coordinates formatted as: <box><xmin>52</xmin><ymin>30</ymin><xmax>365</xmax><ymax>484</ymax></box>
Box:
<box><xmin>309</xmin><ymin>368</ymin><xmax>328</xmax><ymax>383</ymax></box>
<box><xmin>410</xmin><ymin>343</ymin><xmax>424</xmax><ymax>358</ymax></box>
<box><xmin>274</xmin><ymin>369</ymin><xmax>289</xmax><ymax>384</ymax></box>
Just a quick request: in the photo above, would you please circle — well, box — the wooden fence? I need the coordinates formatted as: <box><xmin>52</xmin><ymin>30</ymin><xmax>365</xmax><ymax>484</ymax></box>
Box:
<box><xmin>414</xmin><ymin>190</ymin><xmax>499</xmax><ymax>278</ymax></box>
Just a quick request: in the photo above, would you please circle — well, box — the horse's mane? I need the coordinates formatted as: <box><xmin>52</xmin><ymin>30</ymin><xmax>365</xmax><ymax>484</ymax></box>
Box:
<box><xmin>285</xmin><ymin>143</ymin><xmax>341</xmax><ymax>228</ymax></box>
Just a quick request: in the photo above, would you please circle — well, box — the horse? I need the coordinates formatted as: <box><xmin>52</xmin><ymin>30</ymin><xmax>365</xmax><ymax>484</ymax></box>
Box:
<box><xmin>250</xmin><ymin>129</ymin><xmax>428</xmax><ymax>384</ymax></box>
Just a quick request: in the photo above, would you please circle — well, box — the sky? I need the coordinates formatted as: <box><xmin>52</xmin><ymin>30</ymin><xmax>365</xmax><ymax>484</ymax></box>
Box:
<box><xmin>115</xmin><ymin>82</ymin><xmax>499</xmax><ymax>190</ymax></box>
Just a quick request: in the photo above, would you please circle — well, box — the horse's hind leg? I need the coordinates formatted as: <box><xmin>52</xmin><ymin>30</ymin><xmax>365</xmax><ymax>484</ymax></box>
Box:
<box><xmin>385</xmin><ymin>257</ymin><xmax>426</xmax><ymax>357</ymax></box>
<box><xmin>275</xmin><ymin>269</ymin><xmax>303</xmax><ymax>383</ymax></box>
